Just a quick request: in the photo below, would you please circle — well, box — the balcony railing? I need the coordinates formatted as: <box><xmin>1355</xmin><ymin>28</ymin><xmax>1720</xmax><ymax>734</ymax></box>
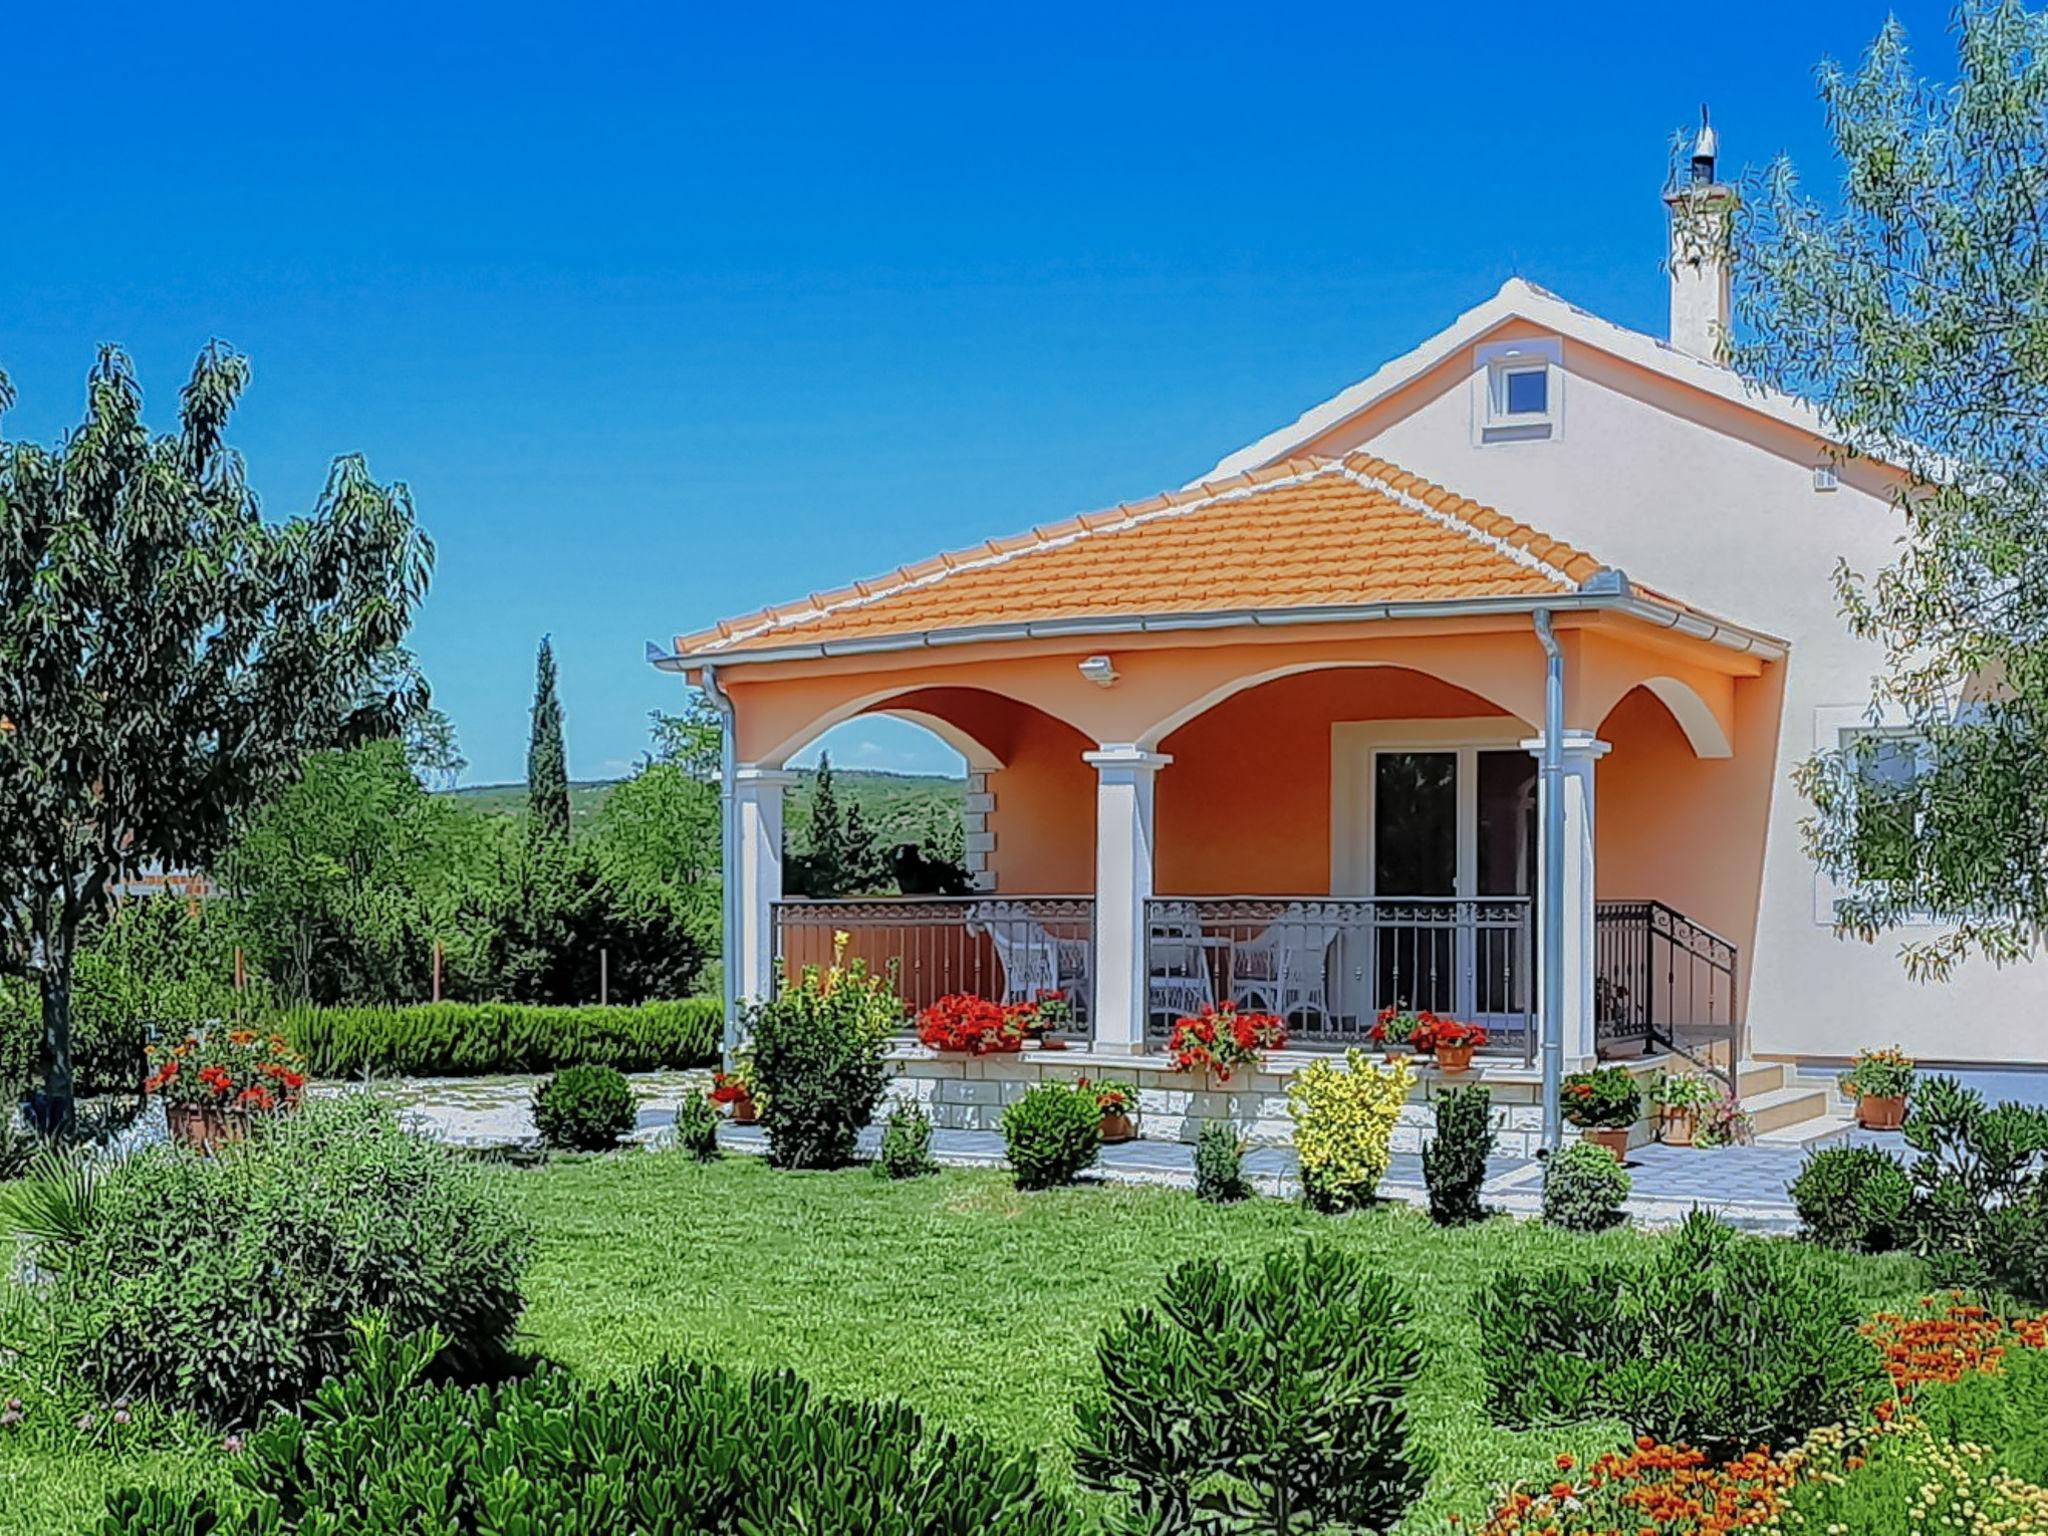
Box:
<box><xmin>1593</xmin><ymin>900</ymin><xmax>1741</xmax><ymax>1093</ymax></box>
<box><xmin>771</xmin><ymin>896</ymin><xmax>1096</xmax><ymax>1031</ymax></box>
<box><xmin>1141</xmin><ymin>897</ymin><xmax>1537</xmax><ymax>1063</ymax></box>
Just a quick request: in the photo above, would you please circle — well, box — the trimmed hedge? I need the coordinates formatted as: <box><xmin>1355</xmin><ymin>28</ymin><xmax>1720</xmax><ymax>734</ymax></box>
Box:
<box><xmin>277</xmin><ymin>999</ymin><xmax>720</xmax><ymax>1078</ymax></box>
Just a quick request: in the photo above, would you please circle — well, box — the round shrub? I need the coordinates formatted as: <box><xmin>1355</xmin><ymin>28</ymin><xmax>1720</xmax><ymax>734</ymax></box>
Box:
<box><xmin>746</xmin><ymin>953</ymin><xmax>898</xmax><ymax>1170</ymax></box>
<box><xmin>1543</xmin><ymin>1140</ymin><xmax>1631</xmax><ymax>1232</ymax></box>
<box><xmin>1791</xmin><ymin>1144</ymin><xmax>1913</xmax><ymax>1252</ymax></box>
<box><xmin>9</xmin><ymin>1096</ymin><xmax>531</xmax><ymax>1424</ymax></box>
<box><xmin>874</xmin><ymin>1102</ymin><xmax>938</xmax><ymax>1180</ymax></box>
<box><xmin>674</xmin><ymin>1090</ymin><xmax>720</xmax><ymax>1162</ymax></box>
<box><xmin>533</xmin><ymin>1063</ymin><xmax>637</xmax><ymax>1151</ymax></box>
<box><xmin>1001</xmin><ymin>1083</ymin><xmax>1100</xmax><ymax>1191</ymax></box>
<box><xmin>104</xmin><ymin>1322</ymin><xmax>1082</xmax><ymax>1535</ymax></box>
<box><xmin>1075</xmin><ymin>1241</ymin><xmax>1428</xmax><ymax>1533</ymax></box>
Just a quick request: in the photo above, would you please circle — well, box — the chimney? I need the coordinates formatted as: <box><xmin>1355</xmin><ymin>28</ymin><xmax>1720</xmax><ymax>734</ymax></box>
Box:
<box><xmin>1663</xmin><ymin>106</ymin><xmax>1737</xmax><ymax>363</ymax></box>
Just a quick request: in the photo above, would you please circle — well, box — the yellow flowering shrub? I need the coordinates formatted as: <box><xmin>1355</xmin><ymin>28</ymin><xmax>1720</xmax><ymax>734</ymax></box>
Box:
<box><xmin>1289</xmin><ymin>1049</ymin><xmax>1413</xmax><ymax>1212</ymax></box>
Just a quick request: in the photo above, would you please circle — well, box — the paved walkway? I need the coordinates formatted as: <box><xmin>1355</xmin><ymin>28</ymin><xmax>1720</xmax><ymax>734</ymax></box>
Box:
<box><xmin>286</xmin><ymin>1072</ymin><xmax>1907</xmax><ymax>1233</ymax></box>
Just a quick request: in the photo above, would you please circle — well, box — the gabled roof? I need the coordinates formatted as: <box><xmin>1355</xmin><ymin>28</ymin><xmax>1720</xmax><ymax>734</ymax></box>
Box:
<box><xmin>1196</xmin><ymin>277</ymin><xmax>1848</xmax><ymax>484</ymax></box>
<box><xmin>672</xmin><ymin>452</ymin><xmax>1783</xmax><ymax>663</ymax></box>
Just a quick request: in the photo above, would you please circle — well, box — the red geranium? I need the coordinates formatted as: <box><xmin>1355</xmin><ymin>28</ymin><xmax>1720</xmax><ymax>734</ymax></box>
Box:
<box><xmin>917</xmin><ymin>993</ymin><xmax>1027</xmax><ymax>1055</ymax></box>
<box><xmin>1369</xmin><ymin>1006</ymin><xmax>1438</xmax><ymax>1049</ymax></box>
<box><xmin>1167</xmin><ymin>1004</ymin><xmax>1287</xmax><ymax>1082</ymax></box>
<box><xmin>145</xmin><ymin>1027</ymin><xmax>307</xmax><ymax>1116</ymax></box>
<box><xmin>1429</xmin><ymin>1018</ymin><xmax>1489</xmax><ymax>1050</ymax></box>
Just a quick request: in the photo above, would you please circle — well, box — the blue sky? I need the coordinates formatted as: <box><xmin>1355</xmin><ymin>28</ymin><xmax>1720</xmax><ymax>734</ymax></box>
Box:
<box><xmin>2</xmin><ymin>0</ymin><xmax>1952</xmax><ymax>784</ymax></box>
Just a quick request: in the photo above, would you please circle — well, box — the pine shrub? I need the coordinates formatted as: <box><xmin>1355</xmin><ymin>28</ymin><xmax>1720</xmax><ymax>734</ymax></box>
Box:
<box><xmin>674</xmin><ymin>1091</ymin><xmax>721</xmax><ymax>1162</ymax></box>
<box><xmin>103</xmin><ymin>1318</ymin><xmax>1080</xmax><ymax>1535</ymax></box>
<box><xmin>873</xmin><ymin>1102</ymin><xmax>938</xmax><ymax>1180</ymax></box>
<box><xmin>1477</xmin><ymin>1210</ymin><xmax>1881</xmax><ymax>1460</ymax></box>
<box><xmin>1001</xmin><ymin>1084</ymin><xmax>1100</xmax><ymax>1191</ymax></box>
<box><xmin>1194</xmin><ymin>1121</ymin><xmax>1250</xmax><ymax>1203</ymax></box>
<box><xmin>1904</xmin><ymin>1074</ymin><xmax>2048</xmax><ymax>1297</ymax></box>
<box><xmin>1791</xmin><ymin>1144</ymin><xmax>1913</xmax><ymax>1252</ymax></box>
<box><xmin>533</xmin><ymin>1063</ymin><xmax>638</xmax><ymax>1151</ymax></box>
<box><xmin>1075</xmin><ymin>1241</ymin><xmax>1428</xmax><ymax>1534</ymax></box>
<box><xmin>1542</xmin><ymin>1140</ymin><xmax>1631</xmax><ymax>1232</ymax></box>
<box><xmin>1422</xmin><ymin>1083</ymin><xmax>1494</xmax><ymax>1226</ymax></box>
<box><xmin>10</xmin><ymin>1097</ymin><xmax>530</xmax><ymax>1425</ymax></box>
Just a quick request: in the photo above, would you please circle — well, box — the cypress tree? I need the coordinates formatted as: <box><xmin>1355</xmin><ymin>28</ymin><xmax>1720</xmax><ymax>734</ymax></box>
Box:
<box><xmin>527</xmin><ymin>636</ymin><xmax>571</xmax><ymax>844</ymax></box>
<box><xmin>806</xmin><ymin>752</ymin><xmax>847</xmax><ymax>897</ymax></box>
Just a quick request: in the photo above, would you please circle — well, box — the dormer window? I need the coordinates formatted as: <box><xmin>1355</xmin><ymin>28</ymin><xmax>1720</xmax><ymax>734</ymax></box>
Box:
<box><xmin>1473</xmin><ymin>337</ymin><xmax>1563</xmax><ymax>445</ymax></box>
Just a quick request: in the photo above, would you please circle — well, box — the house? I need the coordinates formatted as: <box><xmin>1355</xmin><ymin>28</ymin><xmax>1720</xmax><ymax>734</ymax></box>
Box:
<box><xmin>655</xmin><ymin>125</ymin><xmax>2046</xmax><ymax>1152</ymax></box>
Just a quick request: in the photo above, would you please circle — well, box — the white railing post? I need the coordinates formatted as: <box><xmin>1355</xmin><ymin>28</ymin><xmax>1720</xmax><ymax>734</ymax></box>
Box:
<box><xmin>733</xmin><ymin>765</ymin><xmax>798</xmax><ymax>1007</ymax></box>
<box><xmin>1083</xmin><ymin>745</ymin><xmax>1171</xmax><ymax>1054</ymax></box>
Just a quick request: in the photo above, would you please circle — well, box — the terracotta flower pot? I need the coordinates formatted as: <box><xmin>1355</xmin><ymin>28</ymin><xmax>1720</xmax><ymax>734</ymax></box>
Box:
<box><xmin>1435</xmin><ymin>1042</ymin><xmax>1476</xmax><ymax>1074</ymax></box>
<box><xmin>1580</xmin><ymin>1126</ymin><xmax>1632</xmax><ymax>1159</ymax></box>
<box><xmin>731</xmin><ymin>1095</ymin><xmax>759</xmax><ymax>1126</ymax></box>
<box><xmin>1099</xmin><ymin>1110</ymin><xmax>1136</xmax><ymax>1144</ymax></box>
<box><xmin>1857</xmin><ymin>1093</ymin><xmax>1907</xmax><ymax>1131</ymax></box>
<box><xmin>165</xmin><ymin>1102</ymin><xmax>252</xmax><ymax>1153</ymax></box>
<box><xmin>1036</xmin><ymin>1036</ymin><xmax>1068</xmax><ymax>1051</ymax></box>
<box><xmin>1660</xmin><ymin>1108</ymin><xmax>1697</xmax><ymax>1147</ymax></box>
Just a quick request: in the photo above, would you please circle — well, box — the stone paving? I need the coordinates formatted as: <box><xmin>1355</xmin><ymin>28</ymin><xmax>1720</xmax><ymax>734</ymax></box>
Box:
<box><xmin>339</xmin><ymin>1069</ymin><xmax>1912</xmax><ymax>1233</ymax></box>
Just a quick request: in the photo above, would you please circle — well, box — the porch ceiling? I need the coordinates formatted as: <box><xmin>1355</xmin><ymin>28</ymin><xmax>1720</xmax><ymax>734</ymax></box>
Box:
<box><xmin>671</xmin><ymin>452</ymin><xmax>1780</xmax><ymax>665</ymax></box>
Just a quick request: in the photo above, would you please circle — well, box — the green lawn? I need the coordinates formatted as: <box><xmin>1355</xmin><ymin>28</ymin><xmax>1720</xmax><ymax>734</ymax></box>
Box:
<box><xmin>1</xmin><ymin>1152</ymin><xmax>1926</xmax><ymax>1534</ymax></box>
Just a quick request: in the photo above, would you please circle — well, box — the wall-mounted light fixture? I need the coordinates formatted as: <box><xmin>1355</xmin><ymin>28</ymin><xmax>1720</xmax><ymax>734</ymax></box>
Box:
<box><xmin>1078</xmin><ymin>654</ymin><xmax>1119</xmax><ymax>687</ymax></box>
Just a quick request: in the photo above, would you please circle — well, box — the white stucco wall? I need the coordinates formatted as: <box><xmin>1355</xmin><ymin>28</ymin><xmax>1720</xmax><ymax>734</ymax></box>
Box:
<box><xmin>1292</xmin><ymin>330</ymin><xmax>2048</xmax><ymax>1069</ymax></box>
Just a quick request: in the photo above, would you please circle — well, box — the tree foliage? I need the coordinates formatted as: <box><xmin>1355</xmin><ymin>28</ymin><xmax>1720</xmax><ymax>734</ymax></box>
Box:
<box><xmin>0</xmin><ymin>345</ymin><xmax>432</xmax><ymax>1129</ymax></box>
<box><xmin>526</xmin><ymin>636</ymin><xmax>571</xmax><ymax>846</ymax></box>
<box><xmin>1733</xmin><ymin>1</ymin><xmax>2048</xmax><ymax>974</ymax></box>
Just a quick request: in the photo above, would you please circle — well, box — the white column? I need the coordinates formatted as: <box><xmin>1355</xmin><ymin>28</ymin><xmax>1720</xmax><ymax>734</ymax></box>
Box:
<box><xmin>733</xmin><ymin>765</ymin><xmax>798</xmax><ymax>1006</ymax></box>
<box><xmin>1083</xmin><ymin>745</ymin><xmax>1171</xmax><ymax>1055</ymax></box>
<box><xmin>1524</xmin><ymin>732</ymin><xmax>1609</xmax><ymax>1067</ymax></box>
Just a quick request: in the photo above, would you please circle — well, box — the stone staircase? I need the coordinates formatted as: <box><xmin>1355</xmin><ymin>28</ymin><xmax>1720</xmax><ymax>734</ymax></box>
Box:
<box><xmin>1737</xmin><ymin>1058</ymin><xmax>1854</xmax><ymax>1148</ymax></box>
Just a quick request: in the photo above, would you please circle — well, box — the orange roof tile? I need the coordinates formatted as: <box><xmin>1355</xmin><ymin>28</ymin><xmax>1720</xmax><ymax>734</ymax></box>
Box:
<box><xmin>677</xmin><ymin>453</ymin><xmax>1615</xmax><ymax>658</ymax></box>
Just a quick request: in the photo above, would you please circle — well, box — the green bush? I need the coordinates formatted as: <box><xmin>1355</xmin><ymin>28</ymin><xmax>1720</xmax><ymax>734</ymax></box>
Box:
<box><xmin>533</xmin><ymin>1063</ymin><xmax>638</xmax><ymax>1151</ymax></box>
<box><xmin>1791</xmin><ymin>1144</ymin><xmax>1914</xmax><ymax>1252</ymax></box>
<box><xmin>1542</xmin><ymin>1140</ymin><xmax>1631</xmax><ymax>1232</ymax></box>
<box><xmin>1476</xmin><ymin>1211</ymin><xmax>1881</xmax><ymax>1460</ymax></box>
<box><xmin>873</xmin><ymin>1102</ymin><xmax>937</xmax><ymax>1180</ymax></box>
<box><xmin>1001</xmin><ymin>1084</ymin><xmax>1100</xmax><ymax>1191</ymax></box>
<box><xmin>104</xmin><ymin>1317</ymin><xmax>1081</xmax><ymax>1535</ymax></box>
<box><xmin>746</xmin><ymin>955</ymin><xmax>899</xmax><ymax>1170</ymax></box>
<box><xmin>277</xmin><ymin>998</ymin><xmax>720</xmax><ymax>1077</ymax></box>
<box><xmin>1423</xmin><ymin>1084</ymin><xmax>1494</xmax><ymax>1226</ymax></box>
<box><xmin>674</xmin><ymin>1091</ymin><xmax>721</xmax><ymax>1162</ymax></box>
<box><xmin>1194</xmin><ymin>1121</ymin><xmax>1250</xmax><ymax>1203</ymax></box>
<box><xmin>1560</xmin><ymin>1066</ymin><xmax>1642</xmax><ymax>1129</ymax></box>
<box><xmin>1904</xmin><ymin>1074</ymin><xmax>2048</xmax><ymax>1297</ymax></box>
<box><xmin>9</xmin><ymin>1096</ymin><xmax>530</xmax><ymax>1425</ymax></box>
<box><xmin>1075</xmin><ymin>1241</ymin><xmax>1428</xmax><ymax>1534</ymax></box>
<box><xmin>1914</xmin><ymin>1339</ymin><xmax>2048</xmax><ymax>1486</ymax></box>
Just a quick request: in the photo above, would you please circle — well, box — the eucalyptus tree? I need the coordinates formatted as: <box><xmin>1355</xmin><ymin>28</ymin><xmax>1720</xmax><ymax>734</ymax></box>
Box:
<box><xmin>1733</xmin><ymin>0</ymin><xmax>2048</xmax><ymax>976</ymax></box>
<box><xmin>0</xmin><ymin>345</ymin><xmax>433</xmax><ymax>1130</ymax></box>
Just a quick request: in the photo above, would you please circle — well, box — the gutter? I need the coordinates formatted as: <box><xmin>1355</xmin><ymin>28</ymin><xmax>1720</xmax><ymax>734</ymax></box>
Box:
<box><xmin>697</xmin><ymin>662</ymin><xmax>740</xmax><ymax>1072</ymax></box>
<box><xmin>649</xmin><ymin>576</ymin><xmax>1786</xmax><ymax>673</ymax></box>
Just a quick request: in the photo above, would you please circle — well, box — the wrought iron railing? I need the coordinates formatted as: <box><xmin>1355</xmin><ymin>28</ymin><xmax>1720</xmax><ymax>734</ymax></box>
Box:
<box><xmin>1141</xmin><ymin>897</ymin><xmax>1536</xmax><ymax>1063</ymax></box>
<box><xmin>1593</xmin><ymin>900</ymin><xmax>1740</xmax><ymax>1094</ymax></box>
<box><xmin>771</xmin><ymin>897</ymin><xmax>1095</xmax><ymax>1030</ymax></box>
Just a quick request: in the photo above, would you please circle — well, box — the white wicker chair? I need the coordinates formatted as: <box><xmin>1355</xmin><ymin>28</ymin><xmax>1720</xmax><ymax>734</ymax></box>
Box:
<box><xmin>1147</xmin><ymin>900</ymin><xmax>1216</xmax><ymax>1018</ymax></box>
<box><xmin>1229</xmin><ymin>902</ymin><xmax>1340</xmax><ymax>1021</ymax></box>
<box><xmin>971</xmin><ymin>903</ymin><xmax>1091</xmax><ymax>1011</ymax></box>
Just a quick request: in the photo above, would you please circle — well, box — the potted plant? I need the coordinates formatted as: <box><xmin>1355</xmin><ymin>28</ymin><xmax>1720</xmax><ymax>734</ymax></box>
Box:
<box><xmin>1429</xmin><ymin>1019</ymin><xmax>1488</xmax><ymax>1074</ymax></box>
<box><xmin>1841</xmin><ymin>1046</ymin><xmax>1915</xmax><ymax>1131</ymax></box>
<box><xmin>916</xmin><ymin>993</ymin><xmax>1027</xmax><ymax>1056</ymax></box>
<box><xmin>144</xmin><ymin>1027</ymin><xmax>308</xmax><ymax>1152</ymax></box>
<box><xmin>1648</xmin><ymin>1071</ymin><xmax>1717</xmax><ymax>1146</ymax></box>
<box><xmin>1693</xmin><ymin>1091</ymin><xmax>1754</xmax><ymax>1149</ymax></box>
<box><xmin>1018</xmin><ymin>990</ymin><xmax>1075</xmax><ymax>1050</ymax></box>
<box><xmin>1166</xmin><ymin>1004</ymin><xmax>1288</xmax><ymax>1085</ymax></box>
<box><xmin>1368</xmin><ymin>1005</ymin><xmax>1439</xmax><ymax>1062</ymax></box>
<box><xmin>1561</xmin><ymin>1066</ymin><xmax>1642</xmax><ymax>1159</ymax></box>
<box><xmin>1083</xmin><ymin>1077</ymin><xmax>1140</xmax><ymax>1142</ymax></box>
<box><xmin>708</xmin><ymin>1057</ymin><xmax>761</xmax><ymax>1124</ymax></box>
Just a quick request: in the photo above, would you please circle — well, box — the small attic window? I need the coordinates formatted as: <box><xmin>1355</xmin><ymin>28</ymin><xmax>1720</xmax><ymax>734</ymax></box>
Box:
<box><xmin>1473</xmin><ymin>337</ymin><xmax>1563</xmax><ymax>445</ymax></box>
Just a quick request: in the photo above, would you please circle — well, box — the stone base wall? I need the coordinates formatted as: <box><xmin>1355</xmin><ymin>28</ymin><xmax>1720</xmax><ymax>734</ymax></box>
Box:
<box><xmin>886</xmin><ymin>1047</ymin><xmax>1666</xmax><ymax>1160</ymax></box>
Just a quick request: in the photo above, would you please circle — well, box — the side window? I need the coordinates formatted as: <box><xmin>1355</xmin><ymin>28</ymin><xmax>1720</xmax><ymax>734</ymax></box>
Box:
<box><xmin>1846</xmin><ymin>729</ymin><xmax>1922</xmax><ymax>885</ymax></box>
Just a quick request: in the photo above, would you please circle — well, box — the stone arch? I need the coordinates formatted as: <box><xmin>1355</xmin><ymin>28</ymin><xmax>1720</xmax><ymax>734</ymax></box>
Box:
<box><xmin>1621</xmin><ymin>676</ymin><xmax>1733</xmax><ymax>759</ymax></box>
<box><xmin>1136</xmin><ymin>658</ymin><xmax>1535</xmax><ymax>749</ymax></box>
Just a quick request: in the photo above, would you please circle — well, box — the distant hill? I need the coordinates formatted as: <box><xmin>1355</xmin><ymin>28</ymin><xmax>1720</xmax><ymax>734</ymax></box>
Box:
<box><xmin>445</xmin><ymin>767</ymin><xmax>964</xmax><ymax>848</ymax></box>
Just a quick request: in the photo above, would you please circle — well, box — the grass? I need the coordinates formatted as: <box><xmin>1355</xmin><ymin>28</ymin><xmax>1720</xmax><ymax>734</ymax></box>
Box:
<box><xmin>1</xmin><ymin>1152</ymin><xmax>1926</xmax><ymax>1534</ymax></box>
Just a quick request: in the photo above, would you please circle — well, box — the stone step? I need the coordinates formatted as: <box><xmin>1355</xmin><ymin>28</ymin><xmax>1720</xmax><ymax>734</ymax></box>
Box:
<box><xmin>1742</xmin><ymin>1083</ymin><xmax>1831</xmax><ymax>1137</ymax></box>
<box><xmin>1738</xmin><ymin>1059</ymin><xmax>1786</xmax><ymax>1098</ymax></box>
<box><xmin>1755</xmin><ymin>1113</ymin><xmax>1855</xmax><ymax>1150</ymax></box>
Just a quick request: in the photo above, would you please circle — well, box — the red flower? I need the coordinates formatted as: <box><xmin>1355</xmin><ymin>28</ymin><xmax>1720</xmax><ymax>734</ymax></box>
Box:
<box><xmin>916</xmin><ymin>993</ymin><xmax>1026</xmax><ymax>1054</ymax></box>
